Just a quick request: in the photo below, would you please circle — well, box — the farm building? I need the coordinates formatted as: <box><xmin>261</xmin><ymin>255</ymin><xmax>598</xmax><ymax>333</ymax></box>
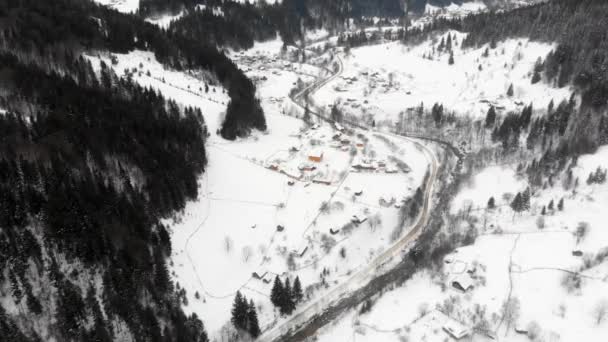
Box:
<box><xmin>308</xmin><ymin>150</ymin><xmax>324</xmax><ymax>163</ymax></box>
<box><xmin>442</xmin><ymin>317</ymin><xmax>471</xmax><ymax>340</ymax></box>
<box><xmin>451</xmin><ymin>274</ymin><xmax>474</xmax><ymax>293</ymax></box>
<box><xmin>281</xmin><ymin>167</ymin><xmax>302</xmax><ymax>180</ymax></box>
<box><xmin>352</xmin><ymin>214</ymin><xmax>368</xmax><ymax>225</ymax></box>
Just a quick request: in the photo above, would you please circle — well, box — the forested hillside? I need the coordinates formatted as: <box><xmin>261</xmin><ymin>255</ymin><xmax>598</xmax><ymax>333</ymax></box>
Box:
<box><xmin>0</xmin><ymin>0</ymin><xmax>267</xmax><ymax>340</ymax></box>
<box><xmin>0</xmin><ymin>0</ymin><xmax>266</xmax><ymax>140</ymax></box>
<box><xmin>399</xmin><ymin>0</ymin><xmax>608</xmax><ymax>154</ymax></box>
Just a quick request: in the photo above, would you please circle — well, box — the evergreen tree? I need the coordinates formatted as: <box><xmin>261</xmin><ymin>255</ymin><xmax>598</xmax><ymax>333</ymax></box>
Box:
<box><xmin>487</xmin><ymin>196</ymin><xmax>495</xmax><ymax>209</ymax></box>
<box><xmin>292</xmin><ymin>276</ymin><xmax>303</xmax><ymax>304</ymax></box>
<box><xmin>448</xmin><ymin>51</ymin><xmax>454</xmax><ymax>65</ymax></box>
<box><xmin>521</xmin><ymin>188</ymin><xmax>531</xmax><ymax>211</ymax></box>
<box><xmin>511</xmin><ymin>192</ymin><xmax>522</xmax><ymax>213</ymax></box>
<box><xmin>507</xmin><ymin>83</ymin><xmax>514</xmax><ymax>97</ymax></box>
<box><xmin>541</xmin><ymin>206</ymin><xmax>546</xmax><ymax>215</ymax></box>
<box><xmin>247</xmin><ymin>300</ymin><xmax>261</xmax><ymax>338</ymax></box>
<box><xmin>281</xmin><ymin>278</ymin><xmax>295</xmax><ymax>315</ymax></box>
<box><xmin>270</xmin><ymin>276</ymin><xmax>283</xmax><ymax>309</ymax></box>
<box><xmin>231</xmin><ymin>291</ymin><xmax>248</xmax><ymax>331</ymax></box>
<box><xmin>548</xmin><ymin>199</ymin><xmax>554</xmax><ymax>211</ymax></box>
<box><xmin>558</xmin><ymin>198</ymin><xmax>564</xmax><ymax>211</ymax></box>
<box><xmin>485</xmin><ymin>106</ymin><xmax>496</xmax><ymax>128</ymax></box>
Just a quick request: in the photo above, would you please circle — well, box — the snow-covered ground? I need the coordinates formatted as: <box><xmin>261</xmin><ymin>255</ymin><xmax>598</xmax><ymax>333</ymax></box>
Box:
<box><xmin>86</xmin><ymin>37</ymin><xmax>432</xmax><ymax>337</ymax></box>
<box><xmin>93</xmin><ymin>0</ymin><xmax>139</xmax><ymax>13</ymax></box>
<box><xmin>313</xmin><ymin>31</ymin><xmax>571</xmax><ymax>125</ymax></box>
<box><xmin>317</xmin><ymin>145</ymin><xmax>608</xmax><ymax>341</ymax></box>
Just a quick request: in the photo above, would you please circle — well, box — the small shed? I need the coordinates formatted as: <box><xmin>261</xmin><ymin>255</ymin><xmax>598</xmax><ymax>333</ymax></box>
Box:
<box><xmin>352</xmin><ymin>214</ymin><xmax>368</xmax><ymax>225</ymax></box>
<box><xmin>308</xmin><ymin>150</ymin><xmax>324</xmax><ymax>163</ymax></box>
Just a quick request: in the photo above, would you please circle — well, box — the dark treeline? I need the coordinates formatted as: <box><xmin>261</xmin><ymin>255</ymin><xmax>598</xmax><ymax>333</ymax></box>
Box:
<box><xmin>167</xmin><ymin>1</ymin><xmax>277</xmax><ymax>50</ymax></box>
<box><xmin>396</xmin><ymin>0</ymin><xmax>608</xmax><ymax>154</ymax></box>
<box><xmin>0</xmin><ymin>0</ymin><xmax>265</xmax><ymax>139</ymax></box>
<box><xmin>0</xmin><ymin>50</ymin><xmax>209</xmax><ymax>341</ymax></box>
<box><xmin>0</xmin><ymin>0</ymin><xmax>238</xmax><ymax>341</ymax></box>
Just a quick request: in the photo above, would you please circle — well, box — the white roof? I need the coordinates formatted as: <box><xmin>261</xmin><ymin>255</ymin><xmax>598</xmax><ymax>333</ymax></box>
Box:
<box><xmin>308</xmin><ymin>149</ymin><xmax>324</xmax><ymax>158</ymax></box>
<box><xmin>452</xmin><ymin>274</ymin><xmax>474</xmax><ymax>291</ymax></box>
<box><xmin>443</xmin><ymin>317</ymin><xmax>471</xmax><ymax>339</ymax></box>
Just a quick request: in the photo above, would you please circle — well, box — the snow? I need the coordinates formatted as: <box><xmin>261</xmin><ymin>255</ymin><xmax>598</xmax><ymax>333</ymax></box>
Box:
<box><xmin>145</xmin><ymin>12</ymin><xmax>184</xmax><ymax>29</ymax></box>
<box><xmin>451</xmin><ymin>165</ymin><xmax>527</xmax><ymax>213</ymax></box>
<box><xmin>85</xmin><ymin>36</ymin><xmax>433</xmax><ymax>336</ymax></box>
<box><xmin>93</xmin><ymin>0</ymin><xmax>139</xmax><ymax>14</ymax></box>
<box><xmin>314</xmin><ymin>32</ymin><xmax>571</xmax><ymax>125</ymax></box>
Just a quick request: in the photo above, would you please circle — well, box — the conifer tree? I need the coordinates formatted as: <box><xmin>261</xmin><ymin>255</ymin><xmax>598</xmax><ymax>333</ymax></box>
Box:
<box><xmin>292</xmin><ymin>276</ymin><xmax>303</xmax><ymax>304</ymax></box>
<box><xmin>558</xmin><ymin>198</ymin><xmax>564</xmax><ymax>211</ymax></box>
<box><xmin>282</xmin><ymin>278</ymin><xmax>295</xmax><ymax>315</ymax></box>
<box><xmin>487</xmin><ymin>196</ymin><xmax>495</xmax><ymax>209</ymax></box>
<box><xmin>231</xmin><ymin>291</ymin><xmax>248</xmax><ymax>331</ymax></box>
<box><xmin>507</xmin><ymin>83</ymin><xmax>514</xmax><ymax>97</ymax></box>
<box><xmin>511</xmin><ymin>192</ymin><xmax>522</xmax><ymax>213</ymax></box>
<box><xmin>270</xmin><ymin>276</ymin><xmax>283</xmax><ymax>309</ymax></box>
<box><xmin>548</xmin><ymin>199</ymin><xmax>554</xmax><ymax>211</ymax></box>
<box><xmin>247</xmin><ymin>300</ymin><xmax>261</xmax><ymax>338</ymax></box>
<box><xmin>448</xmin><ymin>51</ymin><xmax>454</xmax><ymax>65</ymax></box>
<box><xmin>485</xmin><ymin>106</ymin><xmax>496</xmax><ymax>128</ymax></box>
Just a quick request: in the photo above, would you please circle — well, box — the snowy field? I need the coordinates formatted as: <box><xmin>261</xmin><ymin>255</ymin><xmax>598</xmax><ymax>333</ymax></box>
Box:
<box><xmin>313</xmin><ymin>31</ymin><xmax>571</xmax><ymax>126</ymax></box>
<box><xmin>85</xmin><ymin>38</ymin><xmax>432</xmax><ymax>337</ymax></box>
<box><xmin>317</xmin><ymin>146</ymin><xmax>608</xmax><ymax>342</ymax></box>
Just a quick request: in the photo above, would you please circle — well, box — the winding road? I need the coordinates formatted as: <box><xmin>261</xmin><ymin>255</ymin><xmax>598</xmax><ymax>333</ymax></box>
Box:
<box><xmin>258</xmin><ymin>49</ymin><xmax>443</xmax><ymax>342</ymax></box>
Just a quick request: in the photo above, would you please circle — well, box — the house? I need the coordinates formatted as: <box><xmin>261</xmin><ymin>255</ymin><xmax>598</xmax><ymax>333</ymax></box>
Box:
<box><xmin>281</xmin><ymin>167</ymin><xmax>302</xmax><ymax>180</ymax></box>
<box><xmin>313</xmin><ymin>178</ymin><xmax>332</xmax><ymax>186</ymax></box>
<box><xmin>308</xmin><ymin>150</ymin><xmax>324</xmax><ymax>163</ymax></box>
<box><xmin>298</xmin><ymin>163</ymin><xmax>317</xmax><ymax>172</ymax></box>
<box><xmin>386</xmin><ymin>167</ymin><xmax>399</xmax><ymax>174</ymax></box>
<box><xmin>442</xmin><ymin>317</ymin><xmax>471</xmax><ymax>340</ymax></box>
<box><xmin>267</xmin><ymin>163</ymin><xmax>279</xmax><ymax>171</ymax></box>
<box><xmin>451</xmin><ymin>274</ymin><xmax>474</xmax><ymax>293</ymax></box>
<box><xmin>352</xmin><ymin>214</ymin><xmax>368</xmax><ymax>225</ymax></box>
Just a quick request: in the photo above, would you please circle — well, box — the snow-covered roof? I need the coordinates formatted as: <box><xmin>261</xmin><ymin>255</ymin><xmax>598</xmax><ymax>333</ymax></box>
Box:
<box><xmin>442</xmin><ymin>317</ymin><xmax>471</xmax><ymax>339</ymax></box>
<box><xmin>308</xmin><ymin>149</ymin><xmax>324</xmax><ymax>158</ymax></box>
<box><xmin>452</xmin><ymin>274</ymin><xmax>474</xmax><ymax>292</ymax></box>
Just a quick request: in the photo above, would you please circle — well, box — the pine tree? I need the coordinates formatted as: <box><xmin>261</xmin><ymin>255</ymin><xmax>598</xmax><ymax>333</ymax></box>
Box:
<box><xmin>231</xmin><ymin>291</ymin><xmax>248</xmax><ymax>331</ymax></box>
<box><xmin>541</xmin><ymin>206</ymin><xmax>546</xmax><ymax>215</ymax></box>
<box><xmin>521</xmin><ymin>188</ymin><xmax>531</xmax><ymax>211</ymax></box>
<box><xmin>485</xmin><ymin>106</ymin><xmax>496</xmax><ymax>128</ymax></box>
<box><xmin>507</xmin><ymin>83</ymin><xmax>514</xmax><ymax>97</ymax></box>
<box><xmin>487</xmin><ymin>196</ymin><xmax>495</xmax><ymax>209</ymax></box>
<box><xmin>548</xmin><ymin>199</ymin><xmax>554</xmax><ymax>211</ymax></box>
<box><xmin>270</xmin><ymin>276</ymin><xmax>283</xmax><ymax>309</ymax></box>
<box><xmin>247</xmin><ymin>300</ymin><xmax>261</xmax><ymax>338</ymax></box>
<box><xmin>281</xmin><ymin>278</ymin><xmax>295</xmax><ymax>315</ymax></box>
<box><xmin>511</xmin><ymin>192</ymin><xmax>522</xmax><ymax>212</ymax></box>
<box><xmin>292</xmin><ymin>276</ymin><xmax>303</xmax><ymax>304</ymax></box>
<box><xmin>558</xmin><ymin>198</ymin><xmax>564</xmax><ymax>211</ymax></box>
<box><xmin>448</xmin><ymin>51</ymin><xmax>454</xmax><ymax>65</ymax></box>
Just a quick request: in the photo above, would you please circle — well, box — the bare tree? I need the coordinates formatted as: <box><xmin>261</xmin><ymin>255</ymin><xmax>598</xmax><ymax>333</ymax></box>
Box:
<box><xmin>501</xmin><ymin>297</ymin><xmax>520</xmax><ymax>336</ymax></box>
<box><xmin>576</xmin><ymin>222</ymin><xmax>589</xmax><ymax>244</ymax></box>
<box><xmin>224</xmin><ymin>236</ymin><xmax>233</xmax><ymax>254</ymax></box>
<box><xmin>241</xmin><ymin>245</ymin><xmax>253</xmax><ymax>263</ymax></box>
<box><xmin>593</xmin><ymin>300</ymin><xmax>608</xmax><ymax>325</ymax></box>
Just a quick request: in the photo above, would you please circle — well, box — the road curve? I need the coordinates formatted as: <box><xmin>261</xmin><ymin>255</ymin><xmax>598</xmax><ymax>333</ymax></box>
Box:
<box><xmin>258</xmin><ymin>52</ymin><xmax>441</xmax><ymax>342</ymax></box>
